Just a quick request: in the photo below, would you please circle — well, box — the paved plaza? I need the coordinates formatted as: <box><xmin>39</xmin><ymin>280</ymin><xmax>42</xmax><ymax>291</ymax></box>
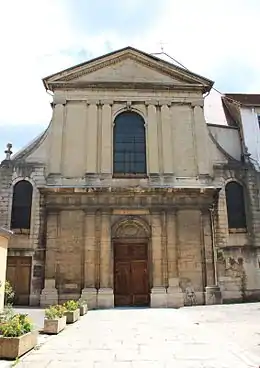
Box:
<box><xmin>1</xmin><ymin>303</ymin><xmax>260</xmax><ymax>367</ymax></box>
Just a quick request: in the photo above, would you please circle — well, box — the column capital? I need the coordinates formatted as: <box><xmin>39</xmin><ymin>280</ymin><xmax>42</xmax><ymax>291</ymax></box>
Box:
<box><xmin>158</xmin><ymin>100</ymin><xmax>171</xmax><ymax>107</ymax></box>
<box><xmin>52</xmin><ymin>97</ymin><xmax>66</xmax><ymax>106</ymax></box>
<box><xmin>145</xmin><ymin>100</ymin><xmax>159</xmax><ymax>106</ymax></box>
<box><xmin>87</xmin><ymin>99</ymin><xmax>100</xmax><ymax>105</ymax></box>
<box><xmin>191</xmin><ymin>99</ymin><xmax>204</xmax><ymax>108</ymax></box>
<box><xmin>100</xmin><ymin>99</ymin><xmax>113</xmax><ymax>106</ymax></box>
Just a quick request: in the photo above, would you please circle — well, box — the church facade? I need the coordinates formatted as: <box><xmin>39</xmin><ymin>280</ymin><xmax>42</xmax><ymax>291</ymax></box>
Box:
<box><xmin>1</xmin><ymin>47</ymin><xmax>259</xmax><ymax>308</ymax></box>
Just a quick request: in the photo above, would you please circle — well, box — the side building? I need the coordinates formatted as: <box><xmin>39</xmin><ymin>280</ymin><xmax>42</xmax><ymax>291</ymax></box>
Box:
<box><xmin>0</xmin><ymin>47</ymin><xmax>259</xmax><ymax>307</ymax></box>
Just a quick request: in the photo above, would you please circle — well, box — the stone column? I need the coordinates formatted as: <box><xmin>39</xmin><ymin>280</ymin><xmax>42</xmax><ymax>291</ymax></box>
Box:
<box><xmin>48</xmin><ymin>100</ymin><xmax>66</xmax><ymax>174</ymax></box>
<box><xmin>81</xmin><ymin>212</ymin><xmax>97</xmax><ymax>309</ymax></box>
<box><xmin>150</xmin><ymin>212</ymin><xmax>167</xmax><ymax>307</ymax></box>
<box><xmin>147</xmin><ymin>103</ymin><xmax>159</xmax><ymax>175</ymax></box>
<box><xmin>202</xmin><ymin>209</ymin><xmax>222</xmax><ymax>305</ymax></box>
<box><xmin>192</xmin><ymin>101</ymin><xmax>211</xmax><ymax>176</ymax></box>
<box><xmin>86</xmin><ymin>102</ymin><xmax>98</xmax><ymax>176</ymax></box>
<box><xmin>40</xmin><ymin>212</ymin><xmax>58</xmax><ymax>307</ymax></box>
<box><xmin>101</xmin><ymin>102</ymin><xmax>113</xmax><ymax>176</ymax></box>
<box><xmin>161</xmin><ymin>104</ymin><xmax>173</xmax><ymax>175</ymax></box>
<box><xmin>97</xmin><ymin>212</ymin><xmax>114</xmax><ymax>308</ymax></box>
<box><xmin>0</xmin><ymin>228</ymin><xmax>12</xmax><ymax>312</ymax></box>
<box><xmin>166</xmin><ymin>211</ymin><xmax>184</xmax><ymax>307</ymax></box>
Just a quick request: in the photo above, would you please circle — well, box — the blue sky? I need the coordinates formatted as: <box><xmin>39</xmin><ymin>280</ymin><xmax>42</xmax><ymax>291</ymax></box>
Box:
<box><xmin>0</xmin><ymin>0</ymin><xmax>259</xmax><ymax>159</ymax></box>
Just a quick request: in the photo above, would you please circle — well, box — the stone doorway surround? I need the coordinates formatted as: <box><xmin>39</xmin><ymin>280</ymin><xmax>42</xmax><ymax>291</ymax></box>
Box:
<box><xmin>111</xmin><ymin>216</ymin><xmax>151</xmax><ymax>307</ymax></box>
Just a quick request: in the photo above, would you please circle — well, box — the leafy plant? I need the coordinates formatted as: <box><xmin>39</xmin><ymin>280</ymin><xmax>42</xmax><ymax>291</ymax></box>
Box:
<box><xmin>0</xmin><ymin>304</ymin><xmax>15</xmax><ymax>324</ymax></box>
<box><xmin>45</xmin><ymin>305</ymin><xmax>66</xmax><ymax>320</ymax></box>
<box><xmin>78</xmin><ymin>298</ymin><xmax>88</xmax><ymax>307</ymax></box>
<box><xmin>0</xmin><ymin>314</ymin><xmax>33</xmax><ymax>337</ymax></box>
<box><xmin>4</xmin><ymin>280</ymin><xmax>15</xmax><ymax>306</ymax></box>
<box><xmin>63</xmin><ymin>300</ymin><xmax>79</xmax><ymax>312</ymax></box>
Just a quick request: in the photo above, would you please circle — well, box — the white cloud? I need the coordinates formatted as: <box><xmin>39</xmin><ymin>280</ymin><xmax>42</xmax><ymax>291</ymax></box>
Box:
<box><xmin>0</xmin><ymin>0</ymin><xmax>259</xmax><ymax>131</ymax></box>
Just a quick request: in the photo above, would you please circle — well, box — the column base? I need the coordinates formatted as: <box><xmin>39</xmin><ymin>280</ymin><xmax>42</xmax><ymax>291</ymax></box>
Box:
<box><xmin>167</xmin><ymin>278</ymin><xmax>184</xmax><ymax>308</ymax></box>
<box><xmin>205</xmin><ymin>285</ymin><xmax>222</xmax><ymax>305</ymax></box>
<box><xmin>40</xmin><ymin>279</ymin><xmax>58</xmax><ymax>307</ymax></box>
<box><xmin>81</xmin><ymin>288</ymin><xmax>97</xmax><ymax>310</ymax></box>
<box><xmin>150</xmin><ymin>287</ymin><xmax>167</xmax><ymax>308</ymax></box>
<box><xmin>97</xmin><ymin>288</ymin><xmax>114</xmax><ymax>309</ymax></box>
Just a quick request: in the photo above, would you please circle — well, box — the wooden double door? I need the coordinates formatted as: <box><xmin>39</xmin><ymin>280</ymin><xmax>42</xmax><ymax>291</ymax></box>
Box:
<box><xmin>6</xmin><ymin>256</ymin><xmax>31</xmax><ymax>305</ymax></box>
<box><xmin>114</xmin><ymin>242</ymin><xmax>150</xmax><ymax>307</ymax></box>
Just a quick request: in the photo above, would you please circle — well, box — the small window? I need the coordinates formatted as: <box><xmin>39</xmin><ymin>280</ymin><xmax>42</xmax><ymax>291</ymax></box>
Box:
<box><xmin>257</xmin><ymin>115</ymin><xmax>260</xmax><ymax>129</ymax></box>
<box><xmin>11</xmin><ymin>181</ymin><xmax>33</xmax><ymax>230</ymax></box>
<box><xmin>225</xmin><ymin>181</ymin><xmax>247</xmax><ymax>231</ymax></box>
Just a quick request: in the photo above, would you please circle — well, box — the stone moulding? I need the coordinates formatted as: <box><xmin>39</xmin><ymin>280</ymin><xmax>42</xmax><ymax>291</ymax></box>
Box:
<box><xmin>0</xmin><ymin>331</ymin><xmax>38</xmax><ymax>359</ymax></box>
<box><xmin>43</xmin><ymin>316</ymin><xmax>67</xmax><ymax>334</ymax></box>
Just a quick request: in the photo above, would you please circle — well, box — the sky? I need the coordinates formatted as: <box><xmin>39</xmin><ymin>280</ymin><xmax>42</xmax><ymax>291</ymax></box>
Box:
<box><xmin>0</xmin><ymin>0</ymin><xmax>259</xmax><ymax>159</ymax></box>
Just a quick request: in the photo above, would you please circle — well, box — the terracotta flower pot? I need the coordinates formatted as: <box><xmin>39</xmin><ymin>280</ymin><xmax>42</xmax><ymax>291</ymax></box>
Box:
<box><xmin>43</xmin><ymin>316</ymin><xmax>66</xmax><ymax>334</ymax></box>
<box><xmin>65</xmin><ymin>309</ymin><xmax>80</xmax><ymax>324</ymax></box>
<box><xmin>0</xmin><ymin>331</ymin><xmax>38</xmax><ymax>359</ymax></box>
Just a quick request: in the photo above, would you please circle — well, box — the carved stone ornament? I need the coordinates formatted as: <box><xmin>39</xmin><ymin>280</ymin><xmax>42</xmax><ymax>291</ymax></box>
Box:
<box><xmin>112</xmin><ymin>217</ymin><xmax>150</xmax><ymax>239</ymax></box>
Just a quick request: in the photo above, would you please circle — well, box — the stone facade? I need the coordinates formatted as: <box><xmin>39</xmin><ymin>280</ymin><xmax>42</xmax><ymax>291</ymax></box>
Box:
<box><xmin>0</xmin><ymin>47</ymin><xmax>259</xmax><ymax>307</ymax></box>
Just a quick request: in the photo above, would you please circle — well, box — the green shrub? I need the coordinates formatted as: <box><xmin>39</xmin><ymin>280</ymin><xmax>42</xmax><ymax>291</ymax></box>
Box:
<box><xmin>63</xmin><ymin>300</ymin><xmax>79</xmax><ymax>312</ymax></box>
<box><xmin>45</xmin><ymin>305</ymin><xmax>66</xmax><ymax>320</ymax></box>
<box><xmin>0</xmin><ymin>314</ymin><xmax>33</xmax><ymax>337</ymax></box>
<box><xmin>78</xmin><ymin>298</ymin><xmax>87</xmax><ymax>307</ymax></box>
<box><xmin>4</xmin><ymin>280</ymin><xmax>15</xmax><ymax>306</ymax></box>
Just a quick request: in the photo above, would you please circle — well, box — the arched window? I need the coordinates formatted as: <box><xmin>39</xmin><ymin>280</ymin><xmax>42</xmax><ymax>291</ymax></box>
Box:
<box><xmin>11</xmin><ymin>181</ymin><xmax>33</xmax><ymax>230</ymax></box>
<box><xmin>225</xmin><ymin>181</ymin><xmax>247</xmax><ymax>230</ymax></box>
<box><xmin>113</xmin><ymin>111</ymin><xmax>147</xmax><ymax>176</ymax></box>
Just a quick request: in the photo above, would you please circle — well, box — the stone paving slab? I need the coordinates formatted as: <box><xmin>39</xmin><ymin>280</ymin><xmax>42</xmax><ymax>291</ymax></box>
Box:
<box><xmin>0</xmin><ymin>304</ymin><xmax>259</xmax><ymax>367</ymax></box>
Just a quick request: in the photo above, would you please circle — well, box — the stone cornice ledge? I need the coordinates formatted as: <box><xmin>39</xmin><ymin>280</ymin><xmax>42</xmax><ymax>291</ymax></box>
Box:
<box><xmin>0</xmin><ymin>227</ymin><xmax>13</xmax><ymax>240</ymax></box>
<box><xmin>49</xmin><ymin>81</ymin><xmax>205</xmax><ymax>92</ymax></box>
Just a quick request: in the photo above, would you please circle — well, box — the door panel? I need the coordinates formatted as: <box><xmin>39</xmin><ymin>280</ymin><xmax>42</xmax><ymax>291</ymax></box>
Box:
<box><xmin>6</xmin><ymin>256</ymin><xmax>31</xmax><ymax>305</ymax></box>
<box><xmin>131</xmin><ymin>260</ymin><xmax>149</xmax><ymax>306</ymax></box>
<box><xmin>114</xmin><ymin>261</ymin><xmax>131</xmax><ymax>306</ymax></box>
<box><xmin>114</xmin><ymin>242</ymin><xmax>149</xmax><ymax>307</ymax></box>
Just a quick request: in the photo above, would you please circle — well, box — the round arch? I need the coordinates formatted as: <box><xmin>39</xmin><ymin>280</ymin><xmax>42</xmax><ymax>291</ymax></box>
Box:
<box><xmin>111</xmin><ymin>216</ymin><xmax>150</xmax><ymax>240</ymax></box>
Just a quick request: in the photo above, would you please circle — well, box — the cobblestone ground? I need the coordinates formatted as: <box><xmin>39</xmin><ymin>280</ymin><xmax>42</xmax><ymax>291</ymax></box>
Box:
<box><xmin>1</xmin><ymin>303</ymin><xmax>260</xmax><ymax>368</ymax></box>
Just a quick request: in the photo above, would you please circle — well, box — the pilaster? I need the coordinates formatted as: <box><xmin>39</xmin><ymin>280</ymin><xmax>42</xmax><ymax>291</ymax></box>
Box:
<box><xmin>40</xmin><ymin>212</ymin><xmax>58</xmax><ymax>307</ymax></box>
<box><xmin>101</xmin><ymin>102</ymin><xmax>113</xmax><ymax>175</ymax></box>
<box><xmin>161</xmin><ymin>104</ymin><xmax>173</xmax><ymax>174</ymax></box>
<box><xmin>192</xmin><ymin>102</ymin><xmax>211</xmax><ymax>176</ymax></box>
<box><xmin>48</xmin><ymin>102</ymin><xmax>65</xmax><ymax>174</ymax></box>
<box><xmin>97</xmin><ymin>211</ymin><xmax>114</xmax><ymax>308</ymax></box>
<box><xmin>86</xmin><ymin>102</ymin><xmax>98</xmax><ymax>174</ymax></box>
<box><xmin>147</xmin><ymin>103</ymin><xmax>159</xmax><ymax>174</ymax></box>
<box><xmin>150</xmin><ymin>212</ymin><xmax>167</xmax><ymax>307</ymax></box>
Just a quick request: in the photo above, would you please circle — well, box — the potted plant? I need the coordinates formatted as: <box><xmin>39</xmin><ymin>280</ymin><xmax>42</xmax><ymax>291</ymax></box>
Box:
<box><xmin>43</xmin><ymin>305</ymin><xmax>67</xmax><ymax>335</ymax></box>
<box><xmin>63</xmin><ymin>300</ymin><xmax>80</xmax><ymax>324</ymax></box>
<box><xmin>78</xmin><ymin>298</ymin><xmax>88</xmax><ymax>316</ymax></box>
<box><xmin>0</xmin><ymin>313</ymin><xmax>37</xmax><ymax>359</ymax></box>
<box><xmin>4</xmin><ymin>280</ymin><xmax>15</xmax><ymax>306</ymax></box>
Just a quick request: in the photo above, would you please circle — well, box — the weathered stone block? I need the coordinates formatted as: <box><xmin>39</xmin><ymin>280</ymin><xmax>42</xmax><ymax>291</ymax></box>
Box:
<box><xmin>205</xmin><ymin>285</ymin><xmax>222</xmax><ymax>305</ymax></box>
<box><xmin>150</xmin><ymin>287</ymin><xmax>167</xmax><ymax>308</ymax></box>
<box><xmin>97</xmin><ymin>288</ymin><xmax>114</xmax><ymax>309</ymax></box>
<box><xmin>80</xmin><ymin>304</ymin><xmax>88</xmax><ymax>316</ymax></box>
<box><xmin>43</xmin><ymin>316</ymin><xmax>66</xmax><ymax>334</ymax></box>
<box><xmin>0</xmin><ymin>332</ymin><xmax>38</xmax><ymax>359</ymax></box>
<box><xmin>81</xmin><ymin>288</ymin><xmax>97</xmax><ymax>309</ymax></box>
<box><xmin>65</xmin><ymin>309</ymin><xmax>80</xmax><ymax>324</ymax></box>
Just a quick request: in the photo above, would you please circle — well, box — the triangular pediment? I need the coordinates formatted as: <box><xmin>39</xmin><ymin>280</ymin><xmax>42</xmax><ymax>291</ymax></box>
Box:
<box><xmin>43</xmin><ymin>47</ymin><xmax>213</xmax><ymax>92</ymax></box>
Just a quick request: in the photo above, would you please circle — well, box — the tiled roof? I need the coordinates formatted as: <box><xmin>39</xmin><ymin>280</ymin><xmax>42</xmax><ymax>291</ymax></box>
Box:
<box><xmin>225</xmin><ymin>94</ymin><xmax>260</xmax><ymax>106</ymax></box>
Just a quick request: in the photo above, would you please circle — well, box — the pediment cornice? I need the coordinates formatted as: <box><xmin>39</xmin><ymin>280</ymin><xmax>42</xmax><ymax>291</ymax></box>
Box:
<box><xmin>43</xmin><ymin>47</ymin><xmax>214</xmax><ymax>93</ymax></box>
